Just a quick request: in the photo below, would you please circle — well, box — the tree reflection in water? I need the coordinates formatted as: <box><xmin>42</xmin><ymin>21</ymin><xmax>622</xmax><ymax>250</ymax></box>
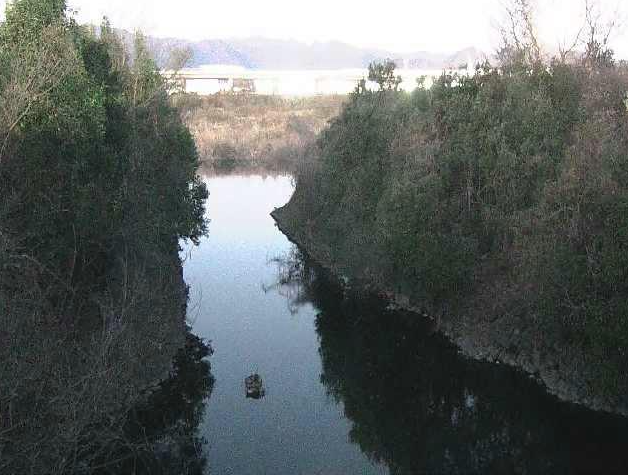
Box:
<box><xmin>95</xmin><ymin>331</ymin><xmax>215</xmax><ymax>475</ymax></box>
<box><xmin>264</xmin><ymin>248</ymin><xmax>328</xmax><ymax>315</ymax></box>
<box><xmin>271</xmin><ymin>247</ymin><xmax>628</xmax><ymax>475</ymax></box>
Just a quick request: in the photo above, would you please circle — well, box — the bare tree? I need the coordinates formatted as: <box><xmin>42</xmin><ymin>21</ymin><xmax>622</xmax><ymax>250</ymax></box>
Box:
<box><xmin>582</xmin><ymin>0</ymin><xmax>622</xmax><ymax>67</ymax></box>
<box><xmin>558</xmin><ymin>20</ymin><xmax>585</xmax><ymax>62</ymax></box>
<box><xmin>556</xmin><ymin>0</ymin><xmax>623</xmax><ymax>64</ymax></box>
<box><xmin>498</xmin><ymin>0</ymin><xmax>624</xmax><ymax>67</ymax></box>
<box><xmin>498</xmin><ymin>0</ymin><xmax>542</xmax><ymax>65</ymax></box>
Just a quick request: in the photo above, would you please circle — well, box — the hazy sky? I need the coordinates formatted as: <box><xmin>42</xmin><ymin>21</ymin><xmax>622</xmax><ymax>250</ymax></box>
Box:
<box><xmin>1</xmin><ymin>0</ymin><xmax>626</xmax><ymax>57</ymax></box>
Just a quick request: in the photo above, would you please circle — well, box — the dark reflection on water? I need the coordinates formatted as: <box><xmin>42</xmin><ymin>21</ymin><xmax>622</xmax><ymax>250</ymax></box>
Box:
<box><xmin>101</xmin><ymin>332</ymin><xmax>215</xmax><ymax>475</ymax></box>
<box><xmin>184</xmin><ymin>175</ymin><xmax>385</xmax><ymax>475</ymax></box>
<box><xmin>272</xmin><ymin>249</ymin><xmax>628</xmax><ymax>475</ymax></box>
<box><xmin>180</xmin><ymin>175</ymin><xmax>628</xmax><ymax>474</ymax></box>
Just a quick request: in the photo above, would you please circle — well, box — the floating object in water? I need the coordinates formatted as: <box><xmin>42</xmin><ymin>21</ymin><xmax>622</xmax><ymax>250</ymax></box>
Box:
<box><xmin>245</xmin><ymin>373</ymin><xmax>265</xmax><ymax>399</ymax></box>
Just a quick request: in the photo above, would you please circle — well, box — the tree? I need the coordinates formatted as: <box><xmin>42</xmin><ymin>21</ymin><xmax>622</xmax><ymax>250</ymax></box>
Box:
<box><xmin>368</xmin><ymin>60</ymin><xmax>402</xmax><ymax>91</ymax></box>
<box><xmin>497</xmin><ymin>0</ymin><xmax>542</xmax><ymax>66</ymax></box>
<box><xmin>0</xmin><ymin>2</ymin><xmax>209</xmax><ymax>470</ymax></box>
<box><xmin>0</xmin><ymin>0</ymin><xmax>78</xmax><ymax>160</ymax></box>
<box><xmin>1</xmin><ymin>0</ymin><xmax>67</xmax><ymax>42</ymax></box>
<box><xmin>582</xmin><ymin>0</ymin><xmax>619</xmax><ymax>68</ymax></box>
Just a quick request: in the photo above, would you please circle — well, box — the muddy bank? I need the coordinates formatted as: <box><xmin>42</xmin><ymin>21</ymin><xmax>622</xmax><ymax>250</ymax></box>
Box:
<box><xmin>272</xmin><ymin>204</ymin><xmax>628</xmax><ymax>417</ymax></box>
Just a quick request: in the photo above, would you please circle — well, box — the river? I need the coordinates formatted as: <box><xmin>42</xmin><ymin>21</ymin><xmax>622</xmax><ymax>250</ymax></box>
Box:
<box><xmin>181</xmin><ymin>173</ymin><xmax>628</xmax><ymax>475</ymax></box>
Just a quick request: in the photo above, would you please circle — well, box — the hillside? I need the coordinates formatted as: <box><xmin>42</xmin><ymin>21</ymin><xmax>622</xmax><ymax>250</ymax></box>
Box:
<box><xmin>141</xmin><ymin>32</ymin><xmax>485</xmax><ymax>70</ymax></box>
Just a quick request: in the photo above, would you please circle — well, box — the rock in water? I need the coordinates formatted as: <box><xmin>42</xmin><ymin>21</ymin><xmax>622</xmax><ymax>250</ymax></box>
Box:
<box><xmin>245</xmin><ymin>374</ymin><xmax>265</xmax><ymax>399</ymax></box>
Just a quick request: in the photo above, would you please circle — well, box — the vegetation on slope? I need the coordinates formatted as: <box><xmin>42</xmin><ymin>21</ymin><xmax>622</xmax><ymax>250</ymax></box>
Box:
<box><xmin>0</xmin><ymin>0</ymin><xmax>209</xmax><ymax>472</ymax></box>
<box><xmin>284</xmin><ymin>23</ymin><xmax>628</xmax><ymax>397</ymax></box>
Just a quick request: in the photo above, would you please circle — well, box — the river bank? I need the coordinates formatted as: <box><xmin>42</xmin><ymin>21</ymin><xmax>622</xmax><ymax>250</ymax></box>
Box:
<box><xmin>0</xmin><ymin>7</ymin><xmax>210</xmax><ymax>472</ymax></box>
<box><xmin>272</xmin><ymin>203</ymin><xmax>628</xmax><ymax>417</ymax></box>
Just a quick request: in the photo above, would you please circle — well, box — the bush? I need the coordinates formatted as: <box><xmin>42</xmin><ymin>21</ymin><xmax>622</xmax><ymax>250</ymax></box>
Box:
<box><xmin>287</xmin><ymin>56</ymin><xmax>628</xmax><ymax>380</ymax></box>
<box><xmin>0</xmin><ymin>1</ymin><xmax>208</xmax><ymax>472</ymax></box>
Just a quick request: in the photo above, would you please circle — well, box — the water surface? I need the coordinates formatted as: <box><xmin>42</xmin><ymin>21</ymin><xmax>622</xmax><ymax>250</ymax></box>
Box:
<box><xmin>182</xmin><ymin>174</ymin><xmax>386</xmax><ymax>475</ymax></box>
<box><xmin>182</xmin><ymin>174</ymin><xmax>628</xmax><ymax>475</ymax></box>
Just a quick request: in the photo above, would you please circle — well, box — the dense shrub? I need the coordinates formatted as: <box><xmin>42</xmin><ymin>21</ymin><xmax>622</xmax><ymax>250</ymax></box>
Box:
<box><xmin>288</xmin><ymin>52</ymin><xmax>628</xmax><ymax>373</ymax></box>
<box><xmin>0</xmin><ymin>1</ymin><xmax>208</xmax><ymax>472</ymax></box>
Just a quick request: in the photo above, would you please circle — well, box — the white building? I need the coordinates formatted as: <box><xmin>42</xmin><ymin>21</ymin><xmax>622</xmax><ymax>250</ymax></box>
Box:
<box><xmin>167</xmin><ymin>65</ymin><xmax>473</xmax><ymax>97</ymax></box>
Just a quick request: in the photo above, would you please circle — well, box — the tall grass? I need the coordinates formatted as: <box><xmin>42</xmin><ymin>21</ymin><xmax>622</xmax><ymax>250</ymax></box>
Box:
<box><xmin>175</xmin><ymin>93</ymin><xmax>346</xmax><ymax>173</ymax></box>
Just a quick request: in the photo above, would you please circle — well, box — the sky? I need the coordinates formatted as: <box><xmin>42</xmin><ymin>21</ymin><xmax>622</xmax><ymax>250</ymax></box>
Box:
<box><xmin>0</xmin><ymin>0</ymin><xmax>626</xmax><ymax>57</ymax></box>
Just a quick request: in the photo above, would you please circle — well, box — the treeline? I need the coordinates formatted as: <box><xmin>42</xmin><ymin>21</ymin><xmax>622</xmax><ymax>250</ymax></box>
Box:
<box><xmin>0</xmin><ymin>0</ymin><xmax>208</xmax><ymax>473</ymax></box>
<box><xmin>283</xmin><ymin>29</ymin><xmax>628</xmax><ymax>395</ymax></box>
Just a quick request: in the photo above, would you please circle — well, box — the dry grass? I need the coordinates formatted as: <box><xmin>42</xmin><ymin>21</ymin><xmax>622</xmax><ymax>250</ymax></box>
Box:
<box><xmin>0</xmin><ymin>237</ymin><xmax>189</xmax><ymax>474</ymax></box>
<box><xmin>174</xmin><ymin>93</ymin><xmax>346</xmax><ymax>172</ymax></box>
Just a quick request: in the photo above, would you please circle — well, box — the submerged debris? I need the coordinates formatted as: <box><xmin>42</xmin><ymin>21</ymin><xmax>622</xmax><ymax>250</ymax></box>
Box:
<box><xmin>245</xmin><ymin>373</ymin><xmax>266</xmax><ymax>399</ymax></box>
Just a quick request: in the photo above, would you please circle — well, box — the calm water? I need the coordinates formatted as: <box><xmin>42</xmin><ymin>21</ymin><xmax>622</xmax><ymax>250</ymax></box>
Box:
<box><xmin>182</xmin><ymin>174</ymin><xmax>385</xmax><ymax>475</ymax></box>
<box><xmin>182</xmin><ymin>174</ymin><xmax>628</xmax><ymax>475</ymax></box>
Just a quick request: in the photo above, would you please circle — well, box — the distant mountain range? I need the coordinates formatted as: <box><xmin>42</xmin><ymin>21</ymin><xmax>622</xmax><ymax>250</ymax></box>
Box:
<box><xmin>137</xmin><ymin>33</ymin><xmax>486</xmax><ymax>70</ymax></box>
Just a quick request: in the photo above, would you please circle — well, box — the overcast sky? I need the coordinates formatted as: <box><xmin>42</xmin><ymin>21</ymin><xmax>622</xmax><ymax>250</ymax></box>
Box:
<box><xmin>1</xmin><ymin>0</ymin><xmax>626</xmax><ymax>57</ymax></box>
